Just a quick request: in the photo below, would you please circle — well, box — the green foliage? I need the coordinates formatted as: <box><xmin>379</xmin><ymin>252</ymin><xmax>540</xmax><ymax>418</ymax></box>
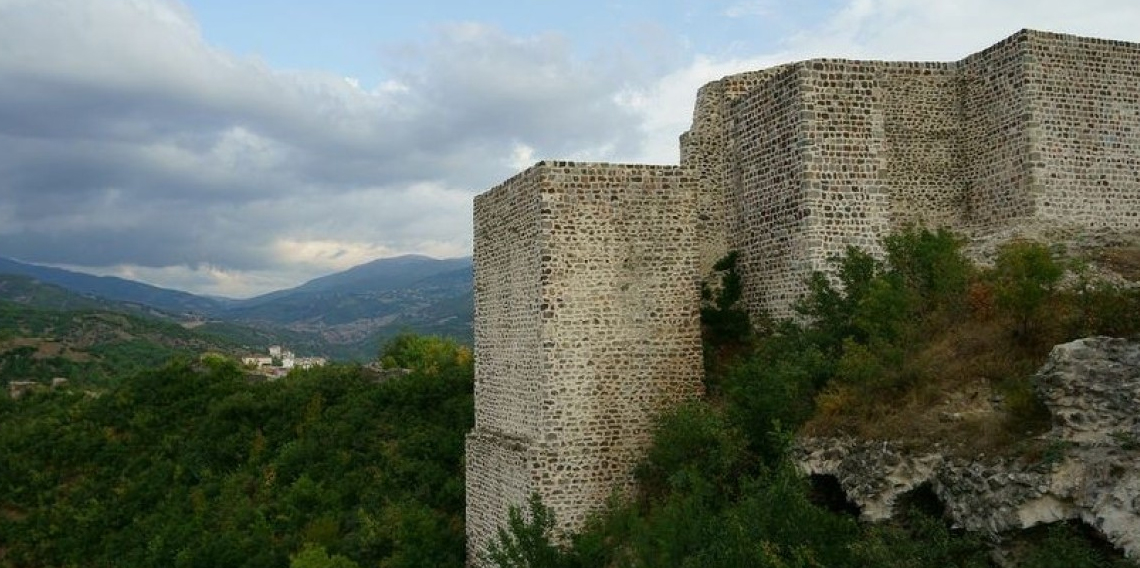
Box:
<box><xmin>0</xmin><ymin>335</ymin><xmax>473</xmax><ymax>568</ymax></box>
<box><xmin>882</xmin><ymin>227</ymin><xmax>971</xmax><ymax>316</ymax></box>
<box><xmin>1066</xmin><ymin>263</ymin><xmax>1140</xmax><ymax>339</ymax></box>
<box><xmin>701</xmin><ymin>251</ymin><xmax>753</xmax><ymax>347</ymax></box>
<box><xmin>290</xmin><ymin>544</ymin><xmax>361</xmax><ymax>568</ymax></box>
<box><xmin>721</xmin><ymin>331</ymin><xmax>829</xmax><ymax>462</ymax></box>
<box><xmin>796</xmin><ymin>245</ymin><xmax>878</xmax><ymax>353</ymax></box>
<box><xmin>636</xmin><ymin>401</ymin><xmax>750</xmax><ymax>502</ymax></box>
<box><xmin>1017</xmin><ymin>523</ymin><xmax>1136</xmax><ymax>568</ymax></box>
<box><xmin>850</xmin><ymin>508</ymin><xmax>990</xmax><ymax>568</ymax></box>
<box><xmin>0</xmin><ymin>300</ymin><xmax>254</xmax><ymax>387</ymax></box>
<box><xmin>993</xmin><ymin>241</ymin><xmax>1064</xmax><ymax>339</ymax></box>
<box><xmin>484</xmin><ymin>493</ymin><xmax>575</xmax><ymax>568</ymax></box>
<box><xmin>379</xmin><ymin>333</ymin><xmax>472</xmax><ymax>375</ymax></box>
<box><xmin>798</xmin><ymin>228</ymin><xmax>971</xmax><ymax>355</ymax></box>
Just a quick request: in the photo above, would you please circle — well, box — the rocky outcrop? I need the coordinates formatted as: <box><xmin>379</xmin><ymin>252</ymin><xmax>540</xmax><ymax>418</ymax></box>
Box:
<box><xmin>796</xmin><ymin>337</ymin><xmax>1140</xmax><ymax>558</ymax></box>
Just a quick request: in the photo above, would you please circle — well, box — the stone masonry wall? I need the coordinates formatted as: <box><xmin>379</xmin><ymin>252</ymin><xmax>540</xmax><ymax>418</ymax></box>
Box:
<box><xmin>471</xmin><ymin>166</ymin><xmax>545</xmax><ymax>441</ymax></box>
<box><xmin>798</xmin><ymin>60</ymin><xmax>892</xmax><ymax>279</ymax></box>
<box><xmin>681</xmin><ymin>68</ymin><xmax>789</xmax><ymax>276</ymax></box>
<box><xmin>467</xmin><ymin>165</ymin><xmax>546</xmax><ymax>564</ymax></box>
<box><xmin>466</xmin><ymin>162</ymin><xmax>704</xmax><ymax>564</ymax></box>
<box><xmin>879</xmin><ymin>62</ymin><xmax>963</xmax><ymax>227</ymax></box>
<box><xmin>706</xmin><ymin>30</ymin><xmax>1140</xmax><ymax>320</ymax></box>
<box><xmin>959</xmin><ymin>31</ymin><xmax>1036</xmax><ymax>228</ymax></box>
<box><xmin>727</xmin><ymin>64</ymin><xmax>812</xmax><ymax>320</ymax></box>
<box><xmin>469</xmin><ymin>29</ymin><xmax>1140</xmax><ymax>564</ymax></box>
<box><xmin>1027</xmin><ymin>31</ymin><xmax>1140</xmax><ymax>228</ymax></box>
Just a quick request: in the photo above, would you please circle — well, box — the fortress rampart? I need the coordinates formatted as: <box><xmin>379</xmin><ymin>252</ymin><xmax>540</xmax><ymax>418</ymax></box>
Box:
<box><xmin>466</xmin><ymin>29</ymin><xmax>1140</xmax><ymax>563</ymax></box>
<box><xmin>466</xmin><ymin>163</ymin><xmax>704</xmax><ymax>560</ymax></box>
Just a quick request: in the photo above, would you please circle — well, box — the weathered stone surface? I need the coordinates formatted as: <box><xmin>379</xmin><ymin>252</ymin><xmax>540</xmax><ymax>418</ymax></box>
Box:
<box><xmin>469</xmin><ymin>28</ymin><xmax>1140</xmax><ymax>565</ymax></box>
<box><xmin>796</xmin><ymin>337</ymin><xmax>1140</xmax><ymax>558</ymax></box>
<box><xmin>1036</xmin><ymin>337</ymin><xmax>1140</xmax><ymax>444</ymax></box>
<box><xmin>466</xmin><ymin>162</ymin><xmax>705</xmax><ymax>563</ymax></box>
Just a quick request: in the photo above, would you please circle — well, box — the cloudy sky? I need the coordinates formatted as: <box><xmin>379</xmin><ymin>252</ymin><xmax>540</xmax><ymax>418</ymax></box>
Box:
<box><xmin>3</xmin><ymin>0</ymin><xmax>1140</xmax><ymax>298</ymax></box>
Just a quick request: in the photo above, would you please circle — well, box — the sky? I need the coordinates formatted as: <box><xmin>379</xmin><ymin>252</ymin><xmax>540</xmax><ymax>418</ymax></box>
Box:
<box><xmin>3</xmin><ymin>0</ymin><xmax>1140</xmax><ymax>298</ymax></box>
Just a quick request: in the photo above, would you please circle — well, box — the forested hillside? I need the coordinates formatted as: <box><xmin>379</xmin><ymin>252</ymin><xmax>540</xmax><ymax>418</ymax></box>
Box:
<box><xmin>0</xmin><ymin>256</ymin><xmax>475</xmax><ymax>362</ymax></box>
<box><xmin>3</xmin><ymin>229</ymin><xmax>1139</xmax><ymax>567</ymax></box>
<box><xmin>0</xmin><ymin>300</ymin><xmax>245</xmax><ymax>388</ymax></box>
<box><xmin>0</xmin><ymin>337</ymin><xmax>473</xmax><ymax>568</ymax></box>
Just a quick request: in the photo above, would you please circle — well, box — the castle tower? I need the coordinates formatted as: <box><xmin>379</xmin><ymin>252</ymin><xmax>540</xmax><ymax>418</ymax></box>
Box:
<box><xmin>467</xmin><ymin>28</ymin><xmax>1140</xmax><ymax>564</ymax></box>
<box><xmin>682</xmin><ymin>29</ymin><xmax>1140</xmax><ymax>320</ymax></box>
<box><xmin>465</xmin><ymin>162</ymin><xmax>705</xmax><ymax>563</ymax></box>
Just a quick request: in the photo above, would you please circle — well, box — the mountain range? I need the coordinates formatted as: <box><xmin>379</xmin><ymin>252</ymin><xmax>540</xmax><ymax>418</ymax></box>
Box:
<box><xmin>0</xmin><ymin>255</ymin><xmax>474</xmax><ymax>360</ymax></box>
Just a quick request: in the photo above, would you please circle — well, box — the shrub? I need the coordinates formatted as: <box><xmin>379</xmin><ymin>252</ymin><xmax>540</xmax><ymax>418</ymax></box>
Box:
<box><xmin>992</xmin><ymin>241</ymin><xmax>1063</xmax><ymax>339</ymax></box>
<box><xmin>701</xmin><ymin>251</ymin><xmax>753</xmax><ymax>348</ymax></box>
<box><xmin>378</xmin><ymin>333</ymin><xmax>471</xmax><ymax>375</ymax></box>
<box><xmin>636</xmin><ymin>401</ymin><xmax>750</xmax><ymax>502</ymax></box>
<box><xmin>484</xmin><ymin>494</ymin><xmax>573</xmax><ymax>568</ymax></box>
<box><xmin>882</xmin><ymin>227</ymin><xmax>971</xmax><ymax>318</ymax></box>
<box><xmin>723</xmin><ymin>338</ymin><xmax>828</xmax><ymax>463</ymax></box>
<box><xmin>1017</xmin><ymin>523</ymin><xmax>1136</xmax><ymax>568</ymax></box>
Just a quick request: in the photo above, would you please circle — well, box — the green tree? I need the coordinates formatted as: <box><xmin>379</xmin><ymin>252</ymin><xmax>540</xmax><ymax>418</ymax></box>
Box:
<box><xmin>701</xmin><ymin>251</ymin><xmax>753</xmax><ymax>345</ymax></box>
<box><xmin>379</xmin><ymin>333</ymin><xmax>471</xmax><ymax>375</ymax></box>
<box><xmin>484</xmin><ymin>493</ymin><xmax>574</xmax><ymax>568</ymax></box>
<box><xmin>993</xmin><ymin>241</ymin><xmax>1064</xmax><ymax>339</ymax></box>
<box><xmin>290</xmin><ymin>543</ymin><xmax>361</xmax><ymax>568</ymax></box>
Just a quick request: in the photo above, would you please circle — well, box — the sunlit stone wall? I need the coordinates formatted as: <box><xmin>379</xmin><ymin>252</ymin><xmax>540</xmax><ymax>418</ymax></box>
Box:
<box><xmin>467</xmin><ymin>28</ymin><xmax>1140</xmax><ymax>565</ymax></box>
<box><xmin>1026</xmin><ymin>31</ymin><xmax>1140</xmax><ymax>228</ymax></box>
<box><xmin>682</xmin><ymin>29</ymin><xmax>1140</xmax><ymax>320</ymax></box>
<box><xmin>466</xmin><ymin>162</ymin><xmax>704</xmax><ymax>564</ymax></box>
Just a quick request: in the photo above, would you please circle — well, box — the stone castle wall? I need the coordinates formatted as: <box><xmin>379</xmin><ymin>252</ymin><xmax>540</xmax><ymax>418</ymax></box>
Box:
<box><xmin>466</xmin><ymin>162</ymin><xmax>704</xmax><ymax>563</ymax></box>
<box><xmin>1026</xmin><ymin>32</ymin><xmax>1140</xmax><ymax>227</ymax></box>
<box><xmin>688</xmin><ymin>30</ymin><xmax>1140</xmax><ymax>320</ymax></box>
<box><xmin>468</xmin><ymin>29</ymin><xmax>1140</xmax><ymax>563</ymax></box>
<box><xmin>957</xmin><ymin>31</ymin><xmax>1036</xmax><ymax>228</ymax></box>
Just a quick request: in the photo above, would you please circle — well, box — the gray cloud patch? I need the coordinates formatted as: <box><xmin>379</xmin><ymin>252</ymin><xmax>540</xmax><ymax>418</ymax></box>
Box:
<box><xmin>0</xmin><ymin>0</ymin><xmax>646</xmax><ymax>294</ymax></box>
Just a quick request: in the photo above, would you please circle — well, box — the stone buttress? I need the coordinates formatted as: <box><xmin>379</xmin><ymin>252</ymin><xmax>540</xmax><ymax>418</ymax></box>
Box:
<box><xmin>465</xmin><ymin>162</ymin><xmax>704</xmax><ymax>563</ymax></box>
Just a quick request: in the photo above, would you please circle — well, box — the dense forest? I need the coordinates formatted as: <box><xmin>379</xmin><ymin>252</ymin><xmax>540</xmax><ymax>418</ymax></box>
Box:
<box><xmin>0</xmin><ymin>337</ymin><xmax>473</xmax><ymax>567</ymax></box>
<box><xmin>2</xmin><ymin>228</ymin><xmax>1139</xmax><ymax>567</ymax></box>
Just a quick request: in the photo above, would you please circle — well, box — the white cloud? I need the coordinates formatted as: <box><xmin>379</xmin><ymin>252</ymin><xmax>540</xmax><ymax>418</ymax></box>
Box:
<box><xmin>272</xmin><ymin>239</ymin><xmax>399</xmax><ymax>272</ymax></box>
<box><xmin>5</xmin><ymin>0</ymin><xmax>1140</xmax><ymax>297</ymax></box>
<box><xmin>506</xmin><ymin>142</ymin><xmax>536</xmax><ymax>170</ymax></box>
<box><xmin>615</xmin><ymin>53</ymin><xmax>790</xmax><ymax>164</ymax></box>
<box><xmin>0</xmin><ymin>3</ymin><xmax>640</xmax><ymax>295</ymax></box>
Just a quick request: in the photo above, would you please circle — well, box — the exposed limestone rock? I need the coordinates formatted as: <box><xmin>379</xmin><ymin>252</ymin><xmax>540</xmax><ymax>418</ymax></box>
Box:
<box><xmin>1036</xmin><ymin>337</ymin><xmax>1140</xmax><ymax>445</ymax></box>
<box><xmin>796</xmin><ymin>337</ymin><xmax>1140</xmax><ymax>558</ymax></box>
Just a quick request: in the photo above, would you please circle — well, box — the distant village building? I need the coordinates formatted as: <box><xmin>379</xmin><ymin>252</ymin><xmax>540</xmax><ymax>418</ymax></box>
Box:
<box><xmin>7</xmin><ymin>381</ymin><xmax>39</xmax><ymax>400</ymax></box>
<box><xmin>242</xmin><ymin>356</ymin><xmax>273</xmax><ymax>368</ymax></box>
<box><xmin>6</xmin><ymin>378</ymin><xmax>69</xmax><ymax>400</ymax></box>
<box><xmin>243</xmin><ymin>346</ymin><xmax>327</xmax><ymax>376</ymax></box>
<box><xmin>294</xmin><ymin>357</ymin><xmax>328</xmax><ymax>370</ymax></box>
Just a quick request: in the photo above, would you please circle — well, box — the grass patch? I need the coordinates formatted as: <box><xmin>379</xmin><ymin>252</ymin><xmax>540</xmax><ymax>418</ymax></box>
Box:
<box><xmin>746</xmin><ymin>230</ymin><xmax>1140</xmax><ymax>457</ymax></box>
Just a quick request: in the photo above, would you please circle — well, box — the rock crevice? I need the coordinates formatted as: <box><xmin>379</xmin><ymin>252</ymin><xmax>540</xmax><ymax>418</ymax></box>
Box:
<box><xmin>796</xmin><ymin>337</ymin><xmax>1140</xmax><ymax>558</ymax></box>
